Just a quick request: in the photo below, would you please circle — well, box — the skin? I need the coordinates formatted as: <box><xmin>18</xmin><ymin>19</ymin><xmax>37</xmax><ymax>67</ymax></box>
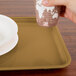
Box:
<box><xmin>42</xmin><ymin>0</ymin><xmax>76</xmax><ymax>23</ymax></box>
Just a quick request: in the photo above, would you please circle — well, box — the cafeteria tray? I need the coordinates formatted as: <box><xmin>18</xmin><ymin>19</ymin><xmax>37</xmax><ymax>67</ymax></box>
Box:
<box><xmin>0</xmin><ymin>17</ymin><xmax>71</xmax><ymax>70</ymax></box>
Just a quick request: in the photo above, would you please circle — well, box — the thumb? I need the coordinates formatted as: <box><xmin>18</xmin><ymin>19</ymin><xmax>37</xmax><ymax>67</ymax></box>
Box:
<box><xmin>42</xmin><ymin>0</ymin><xmax>67</xmax><ymax>6</ymax></box>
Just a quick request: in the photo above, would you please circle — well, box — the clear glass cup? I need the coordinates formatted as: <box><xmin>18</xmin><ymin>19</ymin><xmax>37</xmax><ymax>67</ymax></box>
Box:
<box><xmin>35</xmin><ymin>0</ymin><xmax>60</xmax><ymax>27</ymax></box>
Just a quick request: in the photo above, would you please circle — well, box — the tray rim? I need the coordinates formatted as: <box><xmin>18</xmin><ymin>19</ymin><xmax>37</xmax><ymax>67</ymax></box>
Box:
<box><xmin>0</xmin><ymin>17</ymin><xmax>71</xmax><ymax>70</ymax></box>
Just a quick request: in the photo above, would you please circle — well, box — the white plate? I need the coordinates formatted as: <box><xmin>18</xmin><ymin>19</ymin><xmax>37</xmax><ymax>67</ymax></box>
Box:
<box><xmin>0</xmin><ymin>34</ymin><xmax>18</xmax><ymax>56</ymax></box>
<box><xmin>0</xmin><ymin>15</ymin><xmax>18</xmax><ymax>56</ymax></box>
<box><xmin>0</xmin><ymin>15</ymin><xmax>18</xmax><ymax>33</ymax></box>
<box><xmin>0</xmin><ymin>15</ymin><xmax>18</xmax><ymax>46</ymax></box>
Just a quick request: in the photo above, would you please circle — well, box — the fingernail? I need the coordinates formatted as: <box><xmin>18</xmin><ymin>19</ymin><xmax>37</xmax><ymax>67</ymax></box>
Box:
<box><xmin>42</xmin><ymin>0</ymin><xmax>49</xmax><ymax>5</ymax></box>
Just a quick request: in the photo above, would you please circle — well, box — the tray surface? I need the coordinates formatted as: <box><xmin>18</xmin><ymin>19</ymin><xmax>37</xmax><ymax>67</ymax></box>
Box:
<box><xmin>0</xmin><ymin>17</ymin><xmax>71</xmax><ymax>70</ymax></box>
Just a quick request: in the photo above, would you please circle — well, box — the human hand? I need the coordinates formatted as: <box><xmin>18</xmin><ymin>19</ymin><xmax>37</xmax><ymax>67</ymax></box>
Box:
<box><xmin>42</xmin><ymin>0</ymin><xmax>76</xmax><ymax>23</ymax></box>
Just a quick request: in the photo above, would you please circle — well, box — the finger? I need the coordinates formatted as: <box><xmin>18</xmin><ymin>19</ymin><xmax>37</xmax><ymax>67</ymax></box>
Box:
<box><xmin>64</xmin><ymin>13</ymin><xmax>76</xmax><ymax>24</ymax></box>
<box><xmin>42</xmin><ymin>0</ymin><xmax>67</xmax><ymax>6</ymax></box>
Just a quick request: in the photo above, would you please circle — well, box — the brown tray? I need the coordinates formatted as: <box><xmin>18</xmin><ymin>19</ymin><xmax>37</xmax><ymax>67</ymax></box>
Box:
<box><xmin>0</xmin><ymin>17</ymin><xmax>71</xmax><ymax>70</ymax></box>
